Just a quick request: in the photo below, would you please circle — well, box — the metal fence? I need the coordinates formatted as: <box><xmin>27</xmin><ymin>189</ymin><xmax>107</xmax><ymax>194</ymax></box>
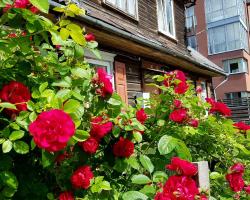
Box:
<box><xmin>222</xmin><ymin>98</ymin><xmax>250</xmax><ymax>123</ymax></box>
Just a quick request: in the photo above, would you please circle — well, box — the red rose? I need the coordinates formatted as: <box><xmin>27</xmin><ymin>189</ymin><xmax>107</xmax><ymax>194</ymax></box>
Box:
<box><xmin>173</xmin><ymin>99</ymin><xmax>182</xmax><ymax>108</ymax></box>
<box><xmin>166</xmin><ymin>157</ymin><xmax>198</xmax><ymax>176</ymax></box>
<box><xmin>163</xmin><ymin>70</ymin><xmax>189</xmax><ymax>94</ymax></box>
<box><xmin>174</xmin><ymin>81</ymin><xmax>189</xmax><ymax>94</ymax></box>
<box><xmin>244</xmin><ymin>185</ymin><xmax>250</xmax><ymax>194</ymax></box>
<box><xmin>79</xmin><ymin>137</ymin><xmax>99</xmax><ymax>154</ymax></box>
<box><xmin>234</xmin><ymin>122</ymin><xmax>250</xmax><ymax>131</ymax></box>
<box><xmin>169</xmin><ymin>108</ymin><xmax>188</xmax><ymax>123</ymax></box>
<box><xmin>71</xmin><ymin>165</ymin><xmax>94</xmax><ymax>189</ymax></box>
<box><xmin>3</xmin><ymin>4</ymin><xmax>12</xmax><ymax>12</ymax></box>
<box><xmin>229</xmin><ymin>163</ymin><xmax>245</xmax><ymax>174</ymax></box>
<box><xmin>163</xmin><ymin>175</ymin><xmax>199</xmax><ymax>199</ymax></box>
<box><xmin>0</xmin><ymin>81</ymin><xmax>31</xmax><ymax>117</ymax></box>
<box><xmin>55</xmin><ymin>151</ymin><xmax>70</xmax><ymax>164</ymax></box>
<box><xmin>93</xmin><ymin>69</ymin><xmax>113</xmax><ymax>97</ymax></box>
<box><xmin>85</xmin><ymin>33</ymin><xmax>96</xmax><ymax>42</ymax></box>
<box><xmin>29</xmin><ymin>109</ymin><xmax>75</xmax><ymax>152</ymax></box>
<box><xmin>14</xmin><ymin>0</ymin><xmax>30</xmax><ymax>8</ymax></box>
<box><xmin>226</xmin><ymin>173</ymin><xmax>245</xmax><ymax>192</ymax></box>
<box><xmin>90</xmin><ymin>116</ymin><xmax>113</xmax><ymax>141</ymax></box>
<box><xmin>189</xmin><ymin>119</ymin><xmax>199</xmax><ymax>128</ymax></box>
<box><xmin>206</xmin><ymin>98</ymin><xmax>231</xmax><ymax>116</ymax></box>
<box><xmin>154</xmin><ymin>192</ymin><xmax>171</xmax><ymax>200</ymax></box>
<box><xmin>199</xmin><ymin>194</ymin><xmax>208</xmax><ymax>200</ymax></box>
<box><xmin>113</xmin><ymin>137</ymin><xmax>134</xmax><ymax>158</ymax></box>
<box><xmin>136</xmin><ymin>108</ymin><xmax>147</xmax><ymax>124</ymax></box>
<box><xmin>29</xmin><ymin>6</ymin><xmax>39</xmax><ymax>13</ymax></box>
<box><xmin>59</xmin><ymin>191</ymin><xmax>74</xmax><ymax>200</ymax></box>
<box><xmin>196</xmin><ymin>87</ymin><xmax>203</xmax><ymax>94</ymax></box>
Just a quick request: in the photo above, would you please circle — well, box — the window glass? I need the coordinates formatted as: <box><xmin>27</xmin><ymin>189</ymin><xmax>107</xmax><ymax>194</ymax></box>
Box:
<box><xmin>208</xmin><ymin>22</ymin><xmax>248</xmax><ymax>54</ymax></box>
<box><xmin>157</xmin><ymin>0</ymin><xmax>175</xmax><ymax>37</ymax></box>
<box><xmin>187</xmin><ymin>36</ymin><xmax>197</xmax><ymax>50</ymax></box>
<box><xmin>223</xmin><ymin>58</ymin><xmax>248</xmax><ymax>74</ymax></box>
<box><xmin>185</xmin><ymin>6</ymin><xmax>196</xmax><ymax>29</ymax></box>
<box><xmin>105</xmin><ymin>0</ymin><xmax>137</xmax><ymax>18</ymax></box>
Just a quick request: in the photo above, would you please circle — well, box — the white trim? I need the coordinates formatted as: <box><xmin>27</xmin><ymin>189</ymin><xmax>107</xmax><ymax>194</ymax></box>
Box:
<box><xmin>85</xmin><ymin>50</ymin><xmax>116</xmax><ymax>87</ymax></box>
<box><xmin>156</xmin><ymin>0</ymin><xmax>176</xmax><ymax>39</ymax></box>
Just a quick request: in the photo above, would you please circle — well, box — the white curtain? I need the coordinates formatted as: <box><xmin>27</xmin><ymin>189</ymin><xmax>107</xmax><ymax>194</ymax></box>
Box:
<box><xmin>127</xmin><ymin>0</ymin><xmax>136</xmax><ymax>16</ymax></box>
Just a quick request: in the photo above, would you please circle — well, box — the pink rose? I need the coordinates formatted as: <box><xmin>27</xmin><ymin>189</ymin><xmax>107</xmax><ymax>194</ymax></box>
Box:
<box><xmin>79</xmin><ymin>137</ymin><xmax>99</xmax><ymax>154</ymax></box>
<box><xmin>29</xmin><ymin>109</ymin><xmax>75</xmax><ymax>152</ymax></box>
<box><xmin>71</xmin><ymin>165</ymin><xmax>94</xmax><ymax>189</ymax></box>
<box><xmin>85</xmin><ymin>33</ymin><xmax>96</xmax><ymax>42</ymax></box>
<box><xmin>93</xmin><ymin>69</ymin><xmax>113</xmax><ymax>97</ymax></box>
<box><xmin>169</xmin><ymin>109</ymin><xmax>188</xmax><ymax>124</ymax></box>
<box><xmin>154</xmin><ymin>192</ymin><xmax>171</xmax><ymax>200</ymax></box>
<box><xmin>166</xmin><ymin>157</ymin><xmax>198</xmax><ymax>176</ymax></box>
<box><xmin>189</xmin><ymin>119</ymin><xmax>199</xmax><ymax>128</ymax></box>
<box><xmin>0</xmin><ymin>81</ymin><xmax>31</xmax><ymax>117</ymax></box>
<box><xmin>173</xmin><ymin>99</ymin><xmax>182</xmax><ymax>108</ymax></box>
<box><xmin>244</xmin><ymin>185</ymin><xmax>250</xmax><ymax>194</ymax></box>
<box><xmin>229</xmin><ymin>163</ymin><xmax>245</xmax><ymax>174</ymax></box>
<box><xmin>136</xmin><ymin>108</ymin><xmax>147</xmax><ymax>124</ymax></box>
<box><xmin>59</xmin><ymin>191</ymin><xmax>74</xmax><ymax>200</ymax></box>
<box><xmin>163</xmin><ymin>175</ymin><xmax>199</xmax><ymax>199</ymax></box>
<box><xmin>90</xmin><ymin>116</ymin><xmax>113</xmax><ymax>141</ymax></box>
<box><xmin>113</xmin><ymin>137</ymin><xmax>134</xmax><ymax>158</ymax></box>
<box><xmin>226</xmin><ymin>173</ymin><xmax>245</xmax><ymax>192</ymax></box>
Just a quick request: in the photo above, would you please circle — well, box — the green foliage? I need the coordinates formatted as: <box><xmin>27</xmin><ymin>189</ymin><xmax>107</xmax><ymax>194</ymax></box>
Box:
<box><xmin>0</xmin><ymin>1</ymin><xmax>249</xmax><ymax>199</ymax></box>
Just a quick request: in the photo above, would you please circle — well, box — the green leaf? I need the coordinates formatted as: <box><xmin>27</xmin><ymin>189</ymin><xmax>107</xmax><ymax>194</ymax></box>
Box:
<box><xmin>29</xmin><ymin>0</ymin><xmax>49</xmax><ymax>13</ymax></box>
<box><xmin>13</xmin><ymin>141</ymin><xmax>29</xmax><ymax>154</ymax></box>
<box><xmin>108</xmin><ymin>93</ymin><xmax>122</xmax><ymax>106</ymax></box>
<box><xmin>39</xmin><ymin>82</ymin><xmax>48</xmax><ymax>93</ymax></box>
<box><xmin>60</xmin><ymin>28</ymin><xmax>70</xmax><ymax>40</ymax></box>
<box><xmin>152</xmin><ymin>171</ymin><xmax>168</xmax><ymax>183</ymax></box>
<box><xmin>175</xmin><ymin>141</ymin><xmax>192</xmax><ymax>161</ymax></box>
<box><xmin>0</xmin><ymin>171</ymin><xmax>18</xmax><ymax>189</ymax></box>
<box><xmin>29</xmin><ymin>112</ymin><xmax>37</xmax><ymax>122</ymax></box>
<box><xmin>68</xmin><ymin>3</ymin><xmax>85</xmax><ymax>16</ymax></box>
<box><xmin>73</xmin><ymin>130</ymin><xmax>89</xmax><ymax>142</ymax></box>
<box><xmin>2</xmin><ymin>140</ymin><xmax>12</xmax><ymax>153</ymax></box>
<box><xmin>133</xmin><ymin>131</ymin><xmax>142</xmax><ymax>143</ymax></box>
<box><xmin>71</xmin><ymin>67</ymin><xmax>90</xmax><ymax>78</ymax></box>
<box><xmin>139</xmin><ymin>155</ymin><xmax>154</xmax><ymax>174</ymax></box>
<box><xmin>210</xmin><ymin>172</ymin><xmax>223</xmax><ymax>180</ymax></box>
<box><xmin>42</xmin><ymin>150</ymin><xmax>54</xmax><ymax>168</ymax></box>
<box><xmin>31</xmin><ymin>139</ymin><xmax>36</xmax><ymax>150</ymax></box>
<box><xmin>56</xmin><ymin>89</ymin><xmax>72</xmax><ymax>101</ymax></box>
<box><xmin>122</xmin><ymin>191</ymin><xmax>148</xmax><ymax>200</ymax></box>
<box><xmin>131</xmin><ymin>174</ymin><xmax>151</xmax><ymax>185</ymax></box>
<box><xmin>70</xmin><ymin>31</ymin><xmax>86</xmax><ymax>46</ymax></box>
<box><xmin>63</xmin><ymin>99</ymin><xmax>81</xmax><ymax>113</ymax></box>
<box><xmin>0</xmin><ymin>102</ymin><xmax>17</xmax><ymax>110</ymax></box>
<box><xmin>127</xmin><ymin>156</ymin><xmax>140</xmax><ymax>170</ymax></box>
<box><xmin>59</xmin><ymin>19</ymin><xmax>71</xmax><ymax>27</ymax></box>
<box><xmin>9</xmin><ymin>131</ymin><xmax>25</xmax><ymax>141</ymax></box>
<box><xmin>158</xmin><ymin>135</ymin><xmax>177</xmax><ymax>155</ymax></box>
<box><xmin>67</xmin><ymin>23</ymin><xmax>83</xmax><ymax>33</ymax></box>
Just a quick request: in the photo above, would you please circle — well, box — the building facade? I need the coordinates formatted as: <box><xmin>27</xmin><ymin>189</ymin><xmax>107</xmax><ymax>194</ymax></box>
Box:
<box><xmin>51</xmin><ymin>0</ymin><xmax>225</xmax><ymax>105</ymax></box>
<box><xmin>186</xmin><ymin>0</ymin><xmax>250</xmax><ymax>100</ymax></box>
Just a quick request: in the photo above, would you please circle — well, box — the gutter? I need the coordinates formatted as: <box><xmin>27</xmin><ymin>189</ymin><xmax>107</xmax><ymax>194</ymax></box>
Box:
<box><xmin>49</xmin><ymin>1</ymin><xmax>226</xmax><ymax>76</ymax></box>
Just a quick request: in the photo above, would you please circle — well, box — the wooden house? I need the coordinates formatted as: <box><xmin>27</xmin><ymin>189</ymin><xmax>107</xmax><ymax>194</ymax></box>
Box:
<box><xmin>52</xmin><ymin>0</ymin><xmax>226</xmax><ymax>105</ymax></box>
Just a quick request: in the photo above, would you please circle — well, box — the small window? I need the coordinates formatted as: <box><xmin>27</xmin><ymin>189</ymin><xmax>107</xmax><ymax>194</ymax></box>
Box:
<box><xmin>157</xmin><ymin>0</ymin><xmax>176</xmax><ymax>38</ymax></box>
<box><xmin>223</xmin><ymin>58</ymin><xmax>248</xmax><ymax>74</ymax></box>
<box><xmin>104</xmin><ymin>0</ymin><xmax>138</xmax><ymax>19</ymax></box>
<box><xmin>185</xmin><ymin>6</ymin><xmax>196</xmax><ymax>30</ymax></box>
<box><xmin>187</xmin><ymin>35</ymin><xmax>198</xmax><ymax>50</ymax></box>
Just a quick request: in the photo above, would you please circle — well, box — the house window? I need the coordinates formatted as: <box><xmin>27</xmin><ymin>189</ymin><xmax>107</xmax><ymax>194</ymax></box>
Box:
<box><xmin>185</xmin><ymin>6</ymin><xmax>196</xmax><ymax>31</ymax></box>
<box><xmin>223</xmin><ymin>58</ymin><xmax>248</xmax><ymax>74</ymax></box>
<box><xmin>157</xmin><ymin>0</ymin><xmax>176</xmax><ymax>38</ymax></box>
<box><xmin>205</xmin><ymin>0</ymin><xmax>245</xmax><ymax>23</ymax></box>
<box><xmin>104</xmin><ymin>0</ymin><xmax>138</xmax><ymax>18</ymax></box>
<box><xmin>187</xmin><ymin>35</ymin><xmax>198</xmax><ymax>50</ymax></box>
<box><xmin>84</xmin><ymin>50</ymin><xmax>116</xmax><ymax>87</ymax></box>
<box><xmin>208</xmin><ymin>22</ymin><xmax>248</xmax><ymax>54</ymax></box>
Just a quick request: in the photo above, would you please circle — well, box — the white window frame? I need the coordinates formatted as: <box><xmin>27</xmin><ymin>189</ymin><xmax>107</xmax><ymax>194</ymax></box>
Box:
<box><xmin>157</xmin><ymin>0</ymin><xmax>176</xmax><ymax>39</ymax></box>
<box><xmin>103</xmin><ymin>0</ymin><xmax>139</xmax><ymax>20</ymax></box>
<box><xmin>84</xmin><ymin>50</ymin><xmax>116</xmax><ymax>87</ymax></box>
<box><xmin>223</xmin><ymin>58</ymin><xmax>248</xmax><ymax>75</ymax></box>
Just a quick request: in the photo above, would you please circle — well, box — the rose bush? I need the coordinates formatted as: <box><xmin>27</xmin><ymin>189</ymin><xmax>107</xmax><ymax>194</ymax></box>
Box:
<box><xmin>0</xmin><ymin>1</ymin><xmax>250</xmax><ymax>199</ymax></box>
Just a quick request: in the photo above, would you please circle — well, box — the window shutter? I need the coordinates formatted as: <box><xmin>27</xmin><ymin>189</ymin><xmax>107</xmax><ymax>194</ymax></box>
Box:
<box><xmin>115</xmin><ymin>61</ymin><xmax>128</xmax><ymax>104</ymax></box>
